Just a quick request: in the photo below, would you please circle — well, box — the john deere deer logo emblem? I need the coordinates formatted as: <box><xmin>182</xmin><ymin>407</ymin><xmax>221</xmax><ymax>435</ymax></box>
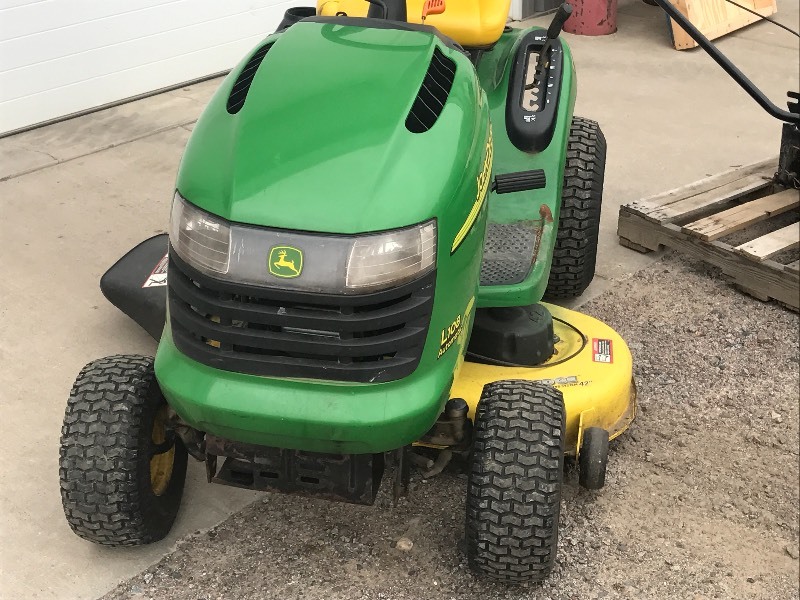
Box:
<box><xmin>268</xmin><ymin>246</ymin><xmax>303</xmax><ymax>278</ymax></box>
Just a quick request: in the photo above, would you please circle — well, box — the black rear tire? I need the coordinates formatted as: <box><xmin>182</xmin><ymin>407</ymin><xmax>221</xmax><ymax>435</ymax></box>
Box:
<box><xmin>465</xmin><ymin>380</ymin><xmax>566</xmax><ymax>583</ymax></box>
<box><xmin>545</xmin><ymin>116</ymin><xmax>606</xmax><ymax>299</ymax></box>
<box><xmin>59</xmin><ymin>355</ymin><xmax>187</xmax><ymax>546</ymax></box>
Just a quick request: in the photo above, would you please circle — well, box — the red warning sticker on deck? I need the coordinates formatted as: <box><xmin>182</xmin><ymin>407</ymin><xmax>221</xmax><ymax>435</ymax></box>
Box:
<box><xmin>592</xmin><ymin>338</ymin><xmax>613</xmax><ymax>363</ymax></box>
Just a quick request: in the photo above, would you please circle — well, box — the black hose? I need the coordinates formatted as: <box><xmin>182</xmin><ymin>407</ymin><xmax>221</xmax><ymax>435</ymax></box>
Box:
<box><xmin>650</xmin><ymin>0</ymin><xmax>799</xmax><ymax>123</ymax></box>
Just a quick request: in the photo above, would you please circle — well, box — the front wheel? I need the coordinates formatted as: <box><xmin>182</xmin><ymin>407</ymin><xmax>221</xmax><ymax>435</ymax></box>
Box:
<box><xmin>59</xmin><ymin>355</ymin><xmax>187</xmax><ymax>546</ymax></box>
<box><xmin>465</xmin><ymin>380</ymin><xmax>566</xmax><ymax>583</ymax></box>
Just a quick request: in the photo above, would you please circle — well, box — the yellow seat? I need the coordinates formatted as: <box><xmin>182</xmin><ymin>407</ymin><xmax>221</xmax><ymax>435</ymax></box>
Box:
<box><xmin>316</xmin><ymin>0</ymin><xmax>511</xmax><ymax>48</ymax></box>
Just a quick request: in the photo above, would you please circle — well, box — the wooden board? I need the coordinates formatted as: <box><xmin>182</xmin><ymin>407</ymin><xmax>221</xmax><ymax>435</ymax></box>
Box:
<box><xmin>668</xmin><ymin>0</ymin><xmax>778</xmax><ymax>50</ymax></box>
<box><xmin>624</xmin><ymin>159</ymin><xmax>775</xmax><ymax>224</ymax></box>
<box><xmin>682</xmin><ymin>189</ymin><xmax>800</xmax><ymax>241</ymax></box>
<box><xmin>618</xmin><ymin>157</ymin><xmax>799</xmax><ymax>310</ymax></box>
<box><xmin>647</xmin><ymin>174</ymin><xmax>772</xmax><ymax>223</ymax></box>
<box><xmin>736</xmin><ymin>223</ymin><xmax>800</xmax><ymax>260</ymax></box>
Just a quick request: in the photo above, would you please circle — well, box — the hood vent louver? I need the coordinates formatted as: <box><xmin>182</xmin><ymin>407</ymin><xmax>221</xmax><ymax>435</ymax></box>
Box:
<box><xmin>405</xmin><ymin>48</ymin><xmax>456</xmax><ymax>133</ymax></box>
<box><xmin>226</xmin><ymin>43</ymin><xmax>274</xmax><ymax>114</ymax></box>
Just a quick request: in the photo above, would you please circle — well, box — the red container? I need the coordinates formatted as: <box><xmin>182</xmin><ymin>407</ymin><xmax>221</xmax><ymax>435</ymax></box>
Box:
<box><xmin>563</xmin><ymin>0</ymin><xmax>618</xmax><ymax>36</ymax></box>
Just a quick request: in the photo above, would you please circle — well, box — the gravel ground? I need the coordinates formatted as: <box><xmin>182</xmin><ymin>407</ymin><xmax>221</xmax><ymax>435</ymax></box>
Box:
<box><xmin>103</xmin><ymin>252</ymin><xmax>800</xmax><ymax>600</ymax></box>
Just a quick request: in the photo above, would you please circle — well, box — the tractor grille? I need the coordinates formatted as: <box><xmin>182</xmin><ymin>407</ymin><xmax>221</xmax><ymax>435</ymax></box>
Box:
<box><xmin>168</xmin><ymin>250</ymin><xmax>435</xmax><ymax>383</ymax></box>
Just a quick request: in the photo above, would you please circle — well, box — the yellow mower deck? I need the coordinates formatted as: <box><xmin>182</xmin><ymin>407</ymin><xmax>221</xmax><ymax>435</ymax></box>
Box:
<box><xmin>449</xmin><ymin>303</ymin><xmax>636</xmax><ymax>456</ymax></box>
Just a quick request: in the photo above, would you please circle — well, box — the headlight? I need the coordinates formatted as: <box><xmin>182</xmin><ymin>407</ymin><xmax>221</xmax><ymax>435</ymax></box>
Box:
<box><xmin>346</xmin><ymin>222</ymin><xmax>436</xmax><ymax>290</ymax></box>
<box><xmin>169</xmin><ymin>193</ymin><xmax>436</xmax><ymax>293</ymax></box>
<box><xmin>169</xmin><ymin>194</ymin><xmax>231</xmax><ymax>275</ymax></box>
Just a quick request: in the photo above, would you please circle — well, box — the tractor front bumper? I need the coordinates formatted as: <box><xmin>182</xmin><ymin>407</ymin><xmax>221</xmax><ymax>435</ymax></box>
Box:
<box><xmin>154</xmin><ymin>326</ymin><xmax>452</xmax><ymax>454</ymax></box>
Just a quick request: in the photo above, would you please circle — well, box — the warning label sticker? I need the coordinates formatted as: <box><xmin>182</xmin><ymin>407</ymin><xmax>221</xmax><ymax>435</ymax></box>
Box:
<box><xmin>142</xmin><ymin>253</ymin><xmax>169</xmax><ymax>288</ymax></box>
<box><xmin>592</xmin><ymin>338</ymin><xmax>613</xmax><ymax>363</ymax></box>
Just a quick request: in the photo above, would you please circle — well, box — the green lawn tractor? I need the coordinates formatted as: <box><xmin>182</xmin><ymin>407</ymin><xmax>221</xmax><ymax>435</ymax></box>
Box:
<box><xmin>60</xmin><ymin>0</ymin><xmax>636</xmax><ymax>583</ymax></box>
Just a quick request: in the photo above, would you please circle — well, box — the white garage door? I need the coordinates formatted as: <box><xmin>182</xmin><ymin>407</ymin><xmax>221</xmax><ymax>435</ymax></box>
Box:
<box><xmin>0</xmin><ymin>0</ymin><xmax>303</xmax><ymax>135</ymax></box>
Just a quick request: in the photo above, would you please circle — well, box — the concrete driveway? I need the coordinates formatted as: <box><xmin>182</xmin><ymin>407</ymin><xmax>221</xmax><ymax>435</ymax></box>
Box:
<box><xmin>1</xmin><ymin>1</ymin><xmax>797</xmax><ymax>597</ymax></box>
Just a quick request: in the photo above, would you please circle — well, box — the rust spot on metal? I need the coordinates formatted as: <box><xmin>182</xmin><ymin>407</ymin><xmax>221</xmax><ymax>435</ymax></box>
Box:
<box><xmin>540</xmin><ymin>204</ymin><xmax>554</xmax><ymax>223</ymax></box>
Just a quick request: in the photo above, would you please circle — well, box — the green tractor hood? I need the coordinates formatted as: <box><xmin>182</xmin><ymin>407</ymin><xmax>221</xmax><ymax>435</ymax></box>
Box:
<box><xmin>158</xmin><ymin>20</ymin><xmax>493</xmax><ymax>454</ymax></box>
<box><xmin>177</xmin><ymin>21</ymin><xmax>483</xmax><ymax>234</ymax></box>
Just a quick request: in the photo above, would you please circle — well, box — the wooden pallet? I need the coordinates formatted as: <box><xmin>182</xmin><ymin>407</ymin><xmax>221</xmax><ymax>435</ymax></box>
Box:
<box><xmin>667</xmin><ymin>0</ymin><xmax>778</xmax><ymax>50</ymax></box>
<box><xmin>618</xmin><ymin>158</ymin><xmax>800</xmax><ymax>309</ymax></box>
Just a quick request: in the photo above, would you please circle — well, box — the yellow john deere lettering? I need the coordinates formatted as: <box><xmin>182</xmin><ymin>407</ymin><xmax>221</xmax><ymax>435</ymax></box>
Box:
<box><xmin>437</xmin><ymin>313</ymin><xmax>463</xmax><ymax>358</ymax></box>
<box><xmin>451</xmin><ymin>128</ymin><xmax>493</xmax><ymax>253</ymax></box>
<box><xmin>437</xmin><ymin>296</ymin><xmax>476</xmax><ymax>362</ymax></box>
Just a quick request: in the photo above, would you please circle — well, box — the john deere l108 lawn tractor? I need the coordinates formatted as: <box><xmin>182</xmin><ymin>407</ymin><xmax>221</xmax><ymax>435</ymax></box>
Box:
<box><xmin>60</xmin><ymin>0</ymin><xmax>636</xmax><ymax>583</ymax></box>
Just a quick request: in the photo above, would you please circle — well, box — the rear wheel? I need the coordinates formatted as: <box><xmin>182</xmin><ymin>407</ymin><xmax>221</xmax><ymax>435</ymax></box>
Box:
<box><xmin>545</xmin><ymin>116</ymin><xmax>606</xmax><ymax>299</ymax></box>
<box><xmin>465</xmin><ymin>380</ymin><xmax>566</xmax><ymax>582</ymax></box>
<box><xmin>59</xmin><ymin>355</ymin><xmax>187</xmax><ymax>546</ymax></box>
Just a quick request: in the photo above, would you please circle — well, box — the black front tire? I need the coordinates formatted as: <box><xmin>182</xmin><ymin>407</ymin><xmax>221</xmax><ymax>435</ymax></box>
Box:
<box><xmin>465</xmin><ymin>380</ymin><xmax>566</xmax><ymax>583</ymax></box>
<box><xmin>59</xmin><ymin>355</ymin><xmax>187</xmax><ymax>546</ymax></box>
<box><xmin>545</xmin><ymin>116</ymin><xmax>607</xmax><ymax>299</ymax></box>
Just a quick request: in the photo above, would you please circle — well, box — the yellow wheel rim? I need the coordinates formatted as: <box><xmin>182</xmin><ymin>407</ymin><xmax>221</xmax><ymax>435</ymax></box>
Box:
<box><xmin>150</xmin><ymin>406</ymin><xmax>175</xmax><ymax>496</ymax></box>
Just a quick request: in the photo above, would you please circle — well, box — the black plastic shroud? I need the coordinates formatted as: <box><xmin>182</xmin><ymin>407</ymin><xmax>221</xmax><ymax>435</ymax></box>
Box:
<box><xmin>468</xmin><ymin>304</ymin><xmax>555</xmax><ymax>367</ymax></box>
